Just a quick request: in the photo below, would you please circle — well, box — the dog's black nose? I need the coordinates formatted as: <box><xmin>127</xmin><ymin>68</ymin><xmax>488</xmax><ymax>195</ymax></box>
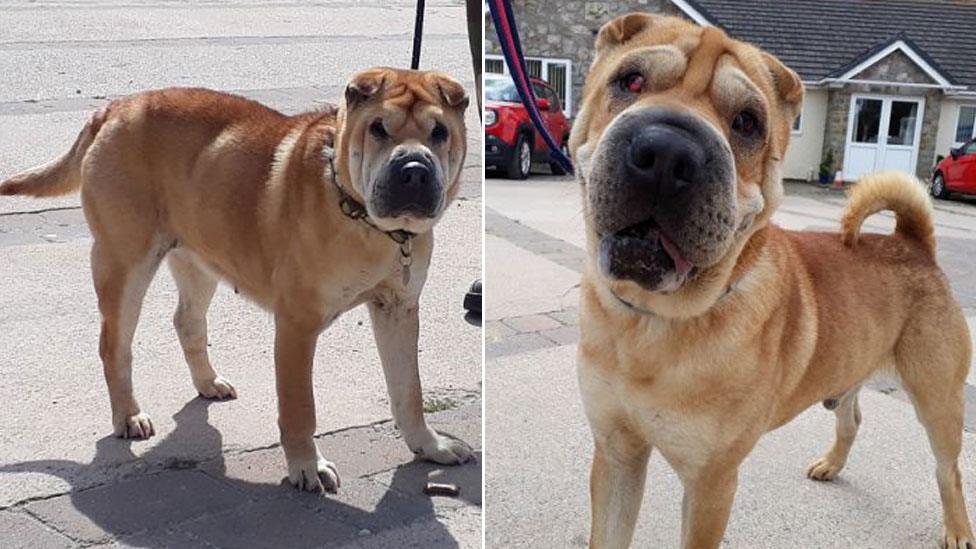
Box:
<box><xmin>373</xmin><ymin>155</ymin><xmax>441</xmax><ymax>219</ymax></box>
<box><xmin>400</xmin><ymin>161</ymin><xmax>431</xmax><ymax>188</ymax></box>
<box><xmin>627</xmin><ymin>124</ymin><xmax>706</xmax><ymax>198</ymax></box>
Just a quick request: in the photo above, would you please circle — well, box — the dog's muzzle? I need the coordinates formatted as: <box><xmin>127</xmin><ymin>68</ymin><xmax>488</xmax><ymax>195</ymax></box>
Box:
<box><xmin>587</xmin><ymin>108</ymin><xmax>736</xmax><ymax>292</ymax></box>
<box><xmin>371</xmin><ymin>153</ymin><xmax>443</xmax><ymax>219</ymax></box>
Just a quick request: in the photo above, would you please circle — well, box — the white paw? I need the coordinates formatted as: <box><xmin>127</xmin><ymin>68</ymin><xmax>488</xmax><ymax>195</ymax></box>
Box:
<box><xmin>287</xmin><ymin>455</ymin><xmax>341</xmax><ymax>494</ymax></box>
<box><xmin>113</xmin><ymin>412</ymin><xmax>154</xmax><ymax>439</ymax></box>
<box><xmin>415</xmin><ymin>433</ymin><xmax>474</xmax><ymax>465</ymax></box>
<box><xmin>195</xmin><ymin>375</ymin><xmax>237</xmax><ymax>400</ymax></box>
<box><xmin>806</xmin><ymin>455</ymin><xmax>845</xmax><ymax>481</ymax></box>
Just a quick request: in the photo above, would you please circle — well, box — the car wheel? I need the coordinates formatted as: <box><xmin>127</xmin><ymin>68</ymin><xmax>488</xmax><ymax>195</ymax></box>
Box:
<box><xmin>505</xmin><ymin>134</ymin><xmax>531</xmax><ymax>180</ymax></box>
<box><xmin>931</xmin><ymin>173</ymin><xmax>950</xmax><ymax>199</ymax></box>
<box><xmin>550</xmin><ymin>139</ymin><xmax>570</xmax><ymax>176</ymax></box>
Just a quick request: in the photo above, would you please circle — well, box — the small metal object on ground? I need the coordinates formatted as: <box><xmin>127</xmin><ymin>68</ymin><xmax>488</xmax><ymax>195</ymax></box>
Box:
<box><xmin>423</xmin><ymin>482</ymin><xmax>460</xmax><ymax>497</ymax></box>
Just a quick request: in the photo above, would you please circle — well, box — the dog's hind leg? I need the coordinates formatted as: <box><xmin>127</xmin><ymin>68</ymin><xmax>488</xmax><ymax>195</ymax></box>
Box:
<box><xmin>896</xmin><ymin>312</ymin><xmax>974</xmax><ymax>548</ymax></box>
<box><xmin>807</xmin><ymin>385</ymin><xmax>861</xmax><ymax>481</ymax></box>
<box><xmin>91</xmin><ymin>238</ymin><xmax>164</xmax><ymax>439</ymax></box>
<box><xmin>168</xmin><ymin>249</ymin><xmax>236</xmax><ymax>400</ymax></box>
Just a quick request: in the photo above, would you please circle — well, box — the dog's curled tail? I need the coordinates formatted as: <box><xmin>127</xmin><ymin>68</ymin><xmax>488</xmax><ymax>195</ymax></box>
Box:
<box><xmin>840</xmin><ymin>170</ymin><xmax>936</xmax><ymax>258</ymax></box>
<box><xmin>0</xmin><ymin>108</ymin><xmax>107</xmax><ymax>198</ymax></box>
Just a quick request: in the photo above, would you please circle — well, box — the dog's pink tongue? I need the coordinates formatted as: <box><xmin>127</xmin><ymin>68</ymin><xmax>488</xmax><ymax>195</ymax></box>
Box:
<box><xmin>660</xmin><ymin>236</ymin><xmax>693</xmax><ymax>278</ymax></box>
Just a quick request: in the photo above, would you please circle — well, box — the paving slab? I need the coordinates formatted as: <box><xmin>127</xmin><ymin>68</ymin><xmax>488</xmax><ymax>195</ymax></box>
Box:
<box><xmin>485</xmin><ymin>235</ymin><xmax>579</xmax><ymax>321</ymax></box>
<box><xmin>182</xmin><ymin>497</ymin><xmax>362</xmax><ymax>549</ymax></box>
<box><xmin>337</xmin><ymin>506</ymin><xmax>483</xmax><ymax>549</ymax></box>
<box><xmin>0</xmin><ymin>510</ymin><xmax>74</xmax><ymax>549</ymax></box>
<box><xmin>25</xmin><ymin>470</ymin><xmax>244</xmax><ymax>544</ymax></box>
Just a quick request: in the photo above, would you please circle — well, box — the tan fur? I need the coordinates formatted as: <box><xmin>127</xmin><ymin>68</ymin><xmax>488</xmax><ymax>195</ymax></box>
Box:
<box><xmin>841</xmin><ymin>170</ymin><xmax>936</xmax><ymax>255</ymax></box>
<box><xmin>0</xmin><ymin>68</ymin><xmax>473</xmax><ymax>494</ymax></box>
<box><xmin>574</xmin><ymin>13</ymin><xmax>973</xmax><ymax>548</ymax></box>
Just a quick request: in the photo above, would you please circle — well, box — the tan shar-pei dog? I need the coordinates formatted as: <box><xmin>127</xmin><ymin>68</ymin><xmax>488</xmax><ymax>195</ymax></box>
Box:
<box><xmin>569</xmin><ymin>13</ymin><xmax>974</xmax><ymax>548</ymax></box>
<box><xmin>0</xmin><ymin>67</ymin><xmax>473</xmax><ymax>493</ymax></box>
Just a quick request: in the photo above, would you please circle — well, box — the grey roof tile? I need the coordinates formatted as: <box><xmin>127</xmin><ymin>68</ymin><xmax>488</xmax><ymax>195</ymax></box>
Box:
<box><xmin>687</xmin><ymin>0</ymin><xmax>976</xmax><ymax>88</ymax></box>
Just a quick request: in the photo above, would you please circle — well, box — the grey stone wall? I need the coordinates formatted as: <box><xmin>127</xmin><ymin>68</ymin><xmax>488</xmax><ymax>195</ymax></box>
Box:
<box><xmin>851</xmin><ymin>49</ymin><xmax>936</xmax><ymax>85</ymax></box>
<box><xmin>485</xmin><ymin>0</ymin><xmax>686</xmax><ymax>116</ymax></box>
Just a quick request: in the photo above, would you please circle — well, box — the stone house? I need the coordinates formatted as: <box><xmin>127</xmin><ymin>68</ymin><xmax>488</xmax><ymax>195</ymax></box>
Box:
<box><xmin>485</xmin><ymin>0</ymin><xmax>976</xmax><ymax>182</ymax></box>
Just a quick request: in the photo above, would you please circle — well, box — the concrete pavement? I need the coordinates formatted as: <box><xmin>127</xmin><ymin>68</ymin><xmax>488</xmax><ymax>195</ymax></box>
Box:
<box><xmin>486</xmin><ymin>172</ymin><xmax>976</xmax><ymax>548</ymax></box>
<box><xmin>0</xmin><ymin>1</ymin><xmax>482</xmax><ymax>547</ymax></box>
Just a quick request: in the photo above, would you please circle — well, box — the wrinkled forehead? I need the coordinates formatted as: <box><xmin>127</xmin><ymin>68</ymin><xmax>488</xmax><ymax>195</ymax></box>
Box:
<box><xmin>376</xmin><ymin>81</ymin><xmax>446</xmax><ymax>129</ymax></box>
<box><xmin>597</xmin><ymin>24</ymin><xmax>770</xmax><ymax>106</ymax></box>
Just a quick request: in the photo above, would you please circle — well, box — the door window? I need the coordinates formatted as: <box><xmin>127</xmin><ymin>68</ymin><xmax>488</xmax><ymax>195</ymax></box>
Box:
<box><xmin>964</xmin><ymin>141</ymin><xmax>976</xmax><ymax>156</ymax></box>
<box><xmin>886</xmin><ymin>101</ymin><xmax>918</xmax><ymax>145</ymax></box>
<box><xmin>852</xmin><ymin>98</ymin><xmax>883</xmax><ymax>144</ymax></box>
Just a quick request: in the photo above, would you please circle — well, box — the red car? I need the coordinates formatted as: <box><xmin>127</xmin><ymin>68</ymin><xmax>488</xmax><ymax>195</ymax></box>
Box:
<box><xmin>932</xmin><ymin>140</ymin><xmax>976</xmax><ymax>198</ymax></box>
<box><xmin>485</xmin><ymin>74</ymin><xmax>572</xmax><ymax>179</ymax></box>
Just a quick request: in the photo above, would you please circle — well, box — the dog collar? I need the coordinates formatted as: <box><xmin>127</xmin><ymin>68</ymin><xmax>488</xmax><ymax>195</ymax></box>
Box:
<box><xmin>324</xmin><ymin>148</ymin><xmax>414</xmax><ymax>285</ymax></box>
<box><xmin>609</xmin><ymin>279</ymin><xmax>740</xmax><ymax>318</ymax></box>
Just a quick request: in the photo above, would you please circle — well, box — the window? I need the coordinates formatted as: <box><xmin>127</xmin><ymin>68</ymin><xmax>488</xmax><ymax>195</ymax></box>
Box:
<box><xmin>886</xmin><ymin>100</ymin><xmax>918</xmax><ymax>146</ymax></box>
<box><xmin>955</xmin><ymin>105</ymin><xmax>976</xmax><ymax>144</ymax></box>
<box><xmin>485</xmin><ymin>54</ymin><xmax>573</xmax><ymax>116</ymax></box>
<box><xmin>852</xmin><ymin>97</ymin><xmax>883</xmax><ymax>144</ymax></box>
<box><xmin>485</xmin><ymin>57</ymin><xmax>505</xmax><ymax>75</ymax></box>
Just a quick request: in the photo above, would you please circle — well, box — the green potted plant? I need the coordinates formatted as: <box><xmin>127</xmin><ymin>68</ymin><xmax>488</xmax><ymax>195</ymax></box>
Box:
<box><xmin>818</xmin><ymin>148</ymin><xmax>834</xmax><ymax>184</ymax></box>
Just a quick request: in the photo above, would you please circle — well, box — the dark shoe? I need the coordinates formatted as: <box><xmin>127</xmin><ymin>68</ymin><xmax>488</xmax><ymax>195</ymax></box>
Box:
<box><xmin>463</xmin><ymin>279</ymin><xmax>482</xmax><ymax>314</ymax></box>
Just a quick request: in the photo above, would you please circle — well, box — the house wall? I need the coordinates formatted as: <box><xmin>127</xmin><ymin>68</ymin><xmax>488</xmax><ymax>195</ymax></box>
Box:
<box><xmin>934</xmin><ymin>98</ymin><xmax>976</xmax><ymax>163</ymax></box>
<box><xmin>783</xmin><ymin>87</ymin><xmax>827</xmax><ymax>181</ymax></box>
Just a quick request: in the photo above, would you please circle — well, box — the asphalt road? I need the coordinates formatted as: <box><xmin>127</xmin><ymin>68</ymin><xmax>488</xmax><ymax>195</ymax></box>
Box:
<box><xmin>0</xmin><ymin>2</ymin><xmax>482</xmax><ymax>548</ymax></box>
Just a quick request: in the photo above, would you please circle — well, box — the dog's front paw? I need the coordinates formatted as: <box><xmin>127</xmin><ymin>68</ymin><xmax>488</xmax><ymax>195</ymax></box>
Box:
<box><xmin>287</xmin><ymin>456</ymin><xmax>341</xmax><ymax>494</ymax></box>
<box><xmin>806</xmin><ymin>454</ymin><xmax>845</xmax><ymax>481</ymax></box>
<box><xmin>415</xmin><ymin>433</ymin><xmax>474</xmax><ymax>465</ymax></box>
<box><xmin>113</xmin><ymin>412</ymin><xmax>154</xmax><ymax>439</ymax></box>
<box><xmin>194</xmin><ymin>375</ymin><xmax>237</xmax><ymax>400</ymax></box>
<box><xmin>944</xmin><ymin>530</ymin><xmax>975</xmax><ymax>549</ymax></box>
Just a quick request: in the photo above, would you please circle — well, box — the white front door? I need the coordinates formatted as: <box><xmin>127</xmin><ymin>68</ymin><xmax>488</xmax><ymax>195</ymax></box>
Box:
<box><xmin>843</xmin><ymin>94</ymin><xmax>924</xmax><ymax>181</ymax></box>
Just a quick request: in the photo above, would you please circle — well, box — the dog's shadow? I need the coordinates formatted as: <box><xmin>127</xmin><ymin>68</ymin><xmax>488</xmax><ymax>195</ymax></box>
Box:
<box><xmin>0</xmin><ymin>399</ymin><xmax>480</xmax><ymax>548</ymax></box>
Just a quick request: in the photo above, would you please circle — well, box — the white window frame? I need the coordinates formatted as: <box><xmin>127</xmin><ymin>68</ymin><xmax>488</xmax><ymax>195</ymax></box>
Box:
<box><xmin>485</xmin><ymin>54</ymin><xmax>573</xmax><ymax>117</ymax></box>
<box><xmin>953</xmin><ymin>104</ymin><xmax>976</xmax><ymax>147</ymax></box>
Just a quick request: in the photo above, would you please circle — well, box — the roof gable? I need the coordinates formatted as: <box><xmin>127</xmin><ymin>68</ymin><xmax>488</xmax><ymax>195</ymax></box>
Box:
<box><xmin>841</xmin><ymin>39</ymin><xmax>948</xmax><ymax>86</ymax></box>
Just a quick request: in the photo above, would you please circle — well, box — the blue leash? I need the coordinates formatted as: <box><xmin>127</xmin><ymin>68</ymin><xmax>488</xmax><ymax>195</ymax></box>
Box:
<box><xmin>487</xmin><ymin>0</ymin><xmax>575</xmax><ymax>175</ymax></box>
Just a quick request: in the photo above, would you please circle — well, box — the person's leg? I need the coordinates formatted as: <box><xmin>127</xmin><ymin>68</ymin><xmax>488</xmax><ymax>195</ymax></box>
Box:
<box><xmin>466</xmin><ymin>0</ymin><xmax>482</xmax><ymax>116</ymax></box>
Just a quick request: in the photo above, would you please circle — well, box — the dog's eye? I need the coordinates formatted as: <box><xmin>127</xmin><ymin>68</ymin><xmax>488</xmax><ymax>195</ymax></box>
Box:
<box><xmin>617</xmin><ymin>71</ymin><xmax>645</xmax><ymax>94</ymax></box>
<box><xmin>731</xmin><ymin>110</ymin><xmax>762</xmax><ymax>138</ymax></box>
<box><xmin>431</xmin><ymin>122</ymin><xmax>449</xmax><ymax>144</ymax></box>
<box><xmin>369</xmin><ymin>119</ymin><xmax>389</xmax><ymax>140</ymax></box>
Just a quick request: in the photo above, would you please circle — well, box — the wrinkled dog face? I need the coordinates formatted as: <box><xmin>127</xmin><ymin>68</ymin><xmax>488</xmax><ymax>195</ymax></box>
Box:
<box><xmin>570</xmin><ymin>14</ymin><xmax>802</xmax><ymax>306</ymax></box>
<box><xmin>337</xmin><ymin>67</ymin><xmax>469</xmax><ymax>234</ymax></box>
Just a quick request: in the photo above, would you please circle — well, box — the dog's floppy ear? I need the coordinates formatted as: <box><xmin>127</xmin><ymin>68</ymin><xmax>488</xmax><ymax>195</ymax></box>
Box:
<box><xmin>345</xmin><ymin>69</ymin><xmax>387</xmax><ymax>109</ymax></box>
<box><xmin>595</xmin><ymin>13</ymin><xmax>657</xmax><ymax>53</ymax></box>
<box><xmin>428</xmin><ymin>73</ymin><xmax>470</xmax><ymax>112</ymax></box>
<box><xmin>762</xmin><ymin>51</ymin><xmax>804</xmax><ymax>118</ymax></box>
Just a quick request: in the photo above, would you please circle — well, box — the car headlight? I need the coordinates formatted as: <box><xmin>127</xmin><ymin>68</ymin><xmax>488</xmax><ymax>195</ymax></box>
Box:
<box><xmin>486</xmin><ymin>109</ymin><xmax>497</xmax><ymax>126</ymax></box>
